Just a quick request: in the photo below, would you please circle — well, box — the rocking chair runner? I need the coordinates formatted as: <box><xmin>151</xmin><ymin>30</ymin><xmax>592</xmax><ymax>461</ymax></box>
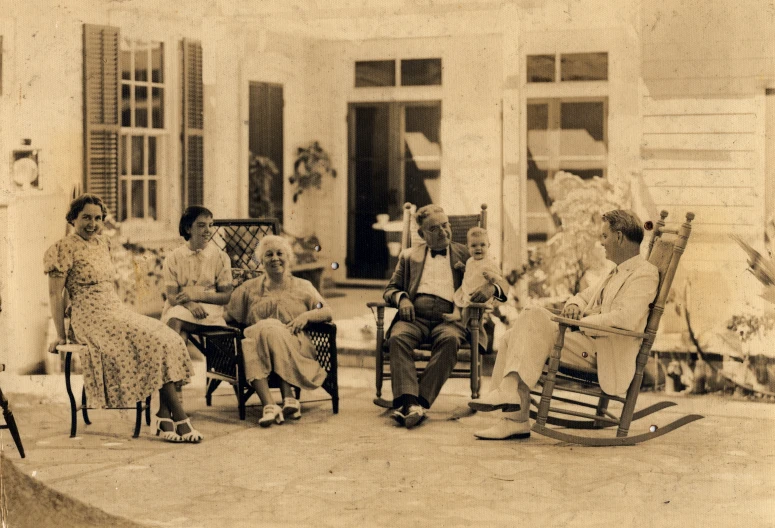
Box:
<box><xmin>368</xmin><ymin>203</ymin><xmax>494</xmax><ymax>408</ymax></box>
<box><xmin>530</xmin><ymin>211</ymin><xmax>703</xmax><ymax>446</ymax></box>
<box><xmin>186</xmin><ymin>219</ymin><xmax>339</xmax><ymax>419</ymax></box>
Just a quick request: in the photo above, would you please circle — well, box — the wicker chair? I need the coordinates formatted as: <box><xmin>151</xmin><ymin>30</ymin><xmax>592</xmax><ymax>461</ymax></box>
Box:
<box><xmin>187</xmin><ymin>219</ymin><xmax>339</xmax><ymax>419</ymax></box>
<box><xmin>0</xmin><ymin>364</ymin><xmax>25</xmax><ymax>458</ymax></box>
<box><xmin>368</xmin><ymin>203</ymin><xmax>494</xmax><ymax>408</ymax></box>
<box><xmin>530</xmin><ymin>211</ymin><xmax>703</xmax><ymax>446</ymax></box>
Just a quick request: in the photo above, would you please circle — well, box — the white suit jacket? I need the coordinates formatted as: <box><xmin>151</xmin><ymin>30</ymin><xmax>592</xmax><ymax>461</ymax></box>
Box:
<box><xmin>565</xmin><ymin>255</ymin><xmax>660</xmax><ymax>395</ymax></box>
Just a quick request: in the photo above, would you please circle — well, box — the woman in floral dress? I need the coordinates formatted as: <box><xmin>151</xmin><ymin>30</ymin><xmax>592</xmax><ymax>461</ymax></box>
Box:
<box><xmin>226</xmin><ymin>235</ymin><xmax>331</xmax><ymax>427</ymax></box>
<box><xmin>45</xmin><ymin>194</ymin><xmax>202</xmax><ymax>443</ymax></box>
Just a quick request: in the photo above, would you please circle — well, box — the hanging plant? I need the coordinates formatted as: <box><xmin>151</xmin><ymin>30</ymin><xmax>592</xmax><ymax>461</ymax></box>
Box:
<box><xmin>289</xmin><ymin>141</ymin><xmax>336</xmax><ymax>203</ymax></box>
<box><xmin>248</xmin><ymin>153</ymin><xmax>279</xmax><ymax>219</ymax></box>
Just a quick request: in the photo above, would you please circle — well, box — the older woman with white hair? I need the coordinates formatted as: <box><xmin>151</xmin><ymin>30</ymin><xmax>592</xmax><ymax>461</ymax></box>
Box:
<box><xmin>225</xmin><ymin>235</ymin><xmax>332</xmax><ymax>427</ymax></box>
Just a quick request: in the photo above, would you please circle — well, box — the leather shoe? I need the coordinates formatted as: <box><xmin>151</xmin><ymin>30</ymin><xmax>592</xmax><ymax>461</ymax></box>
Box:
<box><xmin>468</xmin><ymin>389</ymin><xmax>520</xmax><ymax>413</ymax></box>
<box><xmin>403</xmin><ymin>405</ymin><xmax>426</xmax><ymax>429</ymax></box>
<box><xmin>474</xmin><ymin>418</ymin><xmax>531</xmax><ymax>440</ymax></box>
<box><xmin>390</xmin><ymin>409</ymin><xmax>405</xmax><ymax>426</ymax></box>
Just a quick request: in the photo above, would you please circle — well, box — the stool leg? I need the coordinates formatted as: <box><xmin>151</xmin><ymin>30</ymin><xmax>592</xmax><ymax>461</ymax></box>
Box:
<box><xmin>81</xmin><ymin>387</ymin><xmax>91</xmax><ymax>425</ymax></box>
<box><xmin>145</xmin><ymin>396</ymin><xmax>151</xmax><ymax>426</ymax></box>
<box><xmin>0</xmin><ymin>387</ymin><xmax>25</xmax><ymax>458</ymax></box>
<box><xmin>64</xmin><ymin>352</ymin><xmax>78</xmax><ymax>438</ymax></box>
<box><xmin>133</xmin><ymin>401</ymin><xmax>143</xmax><ymax>438</ymax></box>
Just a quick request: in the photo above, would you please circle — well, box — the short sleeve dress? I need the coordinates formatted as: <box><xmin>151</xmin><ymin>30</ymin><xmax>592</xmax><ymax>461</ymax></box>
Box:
<box><xmin>226</xmin><ymin>275</ymin><xmax>327</xmax><ymax>390</ymax></box>
<box><xmin>160</xmin><ymin>242</ymin><xmax>232</xmax><ymax>327</ymax></box>
<box><xmin>454</xmin><ymin>256</ymin><xmax>502</xmax><ymax>309</ymax></box>
<box><xmin>44</xmin><ymin>234</ymin><xmax>193</xmax><ymax>408</ymax></box>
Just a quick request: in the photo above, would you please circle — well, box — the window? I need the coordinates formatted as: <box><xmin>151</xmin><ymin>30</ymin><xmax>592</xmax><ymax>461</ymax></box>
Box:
<box><xmin>355</xmin><ymin>60</ymin><xmax>395</xmax><ymax>87</ymax></box>
<box><xmin>527</xmin><ymin>52</ymin><xmax>608</xmax><ymax>83</ymax></box>
<box><xmin>401</xmin><ymin>58</ymin><xmax>442</xmax><ymax>86</ymax></box>
<box><xmin>527</xmin><ymin>98</ymin><xmax>608</xmax><ymax>240</ymax></box>
<box><xmin>119</xmin><ymin>40</ymin><xmax>165</xmax><ymax>220</ymax></box>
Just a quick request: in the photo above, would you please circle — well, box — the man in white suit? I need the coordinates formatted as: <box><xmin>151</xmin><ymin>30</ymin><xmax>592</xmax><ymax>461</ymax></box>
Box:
<box><xmin>469</xmin><ymin>209</ymin><xmax>659</xmax><ymax>440</ymax></box>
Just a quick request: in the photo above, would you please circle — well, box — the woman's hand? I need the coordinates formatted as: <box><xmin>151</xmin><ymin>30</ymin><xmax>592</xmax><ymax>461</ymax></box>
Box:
<box><xmin>286</xmin><ymin>312</ymin><xmax>310</xmax><ymax>335</ymax></box>
<box><xmin>185</xmin><ymin>302</ymin><xmax>208</xmax><ymax>319</ymax></box>
<box><xmin>48</xmin><ymin>337</ymin><xmax>67</xmax><ymax>354</ymax></box>
<box><xmin>175</xmin><ymin>292</ymin><xmax>192</xmax><ymax>305</ymax></box>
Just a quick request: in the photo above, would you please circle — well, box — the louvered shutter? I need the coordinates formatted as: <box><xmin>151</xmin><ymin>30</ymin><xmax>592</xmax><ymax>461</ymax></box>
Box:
<box><xmin>82</xmin><ymin>24</ymin><xmax>120</xmax><ymax>217</ymax></box>
<box><xmin>181</xmin><ymin>39</ymin><xmax>204</xmax><ymax>208</ymax></box>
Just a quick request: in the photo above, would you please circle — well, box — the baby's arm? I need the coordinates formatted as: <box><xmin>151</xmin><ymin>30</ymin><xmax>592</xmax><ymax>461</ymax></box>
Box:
<box><xmin>442</xmin><ymin>306</ymin><xmax>462</xmax><ymax>322</ymax></box>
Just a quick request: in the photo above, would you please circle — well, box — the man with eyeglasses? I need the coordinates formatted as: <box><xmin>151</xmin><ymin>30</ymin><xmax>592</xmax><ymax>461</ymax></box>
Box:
<box><xmin>383</xmin><ymin>204</ymin><xmax>508</xmax><ymax>428</ymax></box>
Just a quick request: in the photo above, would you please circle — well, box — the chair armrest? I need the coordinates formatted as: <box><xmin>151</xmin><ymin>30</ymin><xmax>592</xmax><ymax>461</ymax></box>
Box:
<box><xmin>366</xmin><ymin>301</ymin><xmax>390</xmax><ymax>308</ymax></box>
<box><xmin>305</xmin><ymin>321</ymin><xmax>337</xmax><ymax>337</ymax></box>
<box><xmin>187</xmin><ymin>325</ymin><xmax>244</xmax><ymax>338</ymax></box>
<box><xmin>549</xmin><ymin>315</ymin><xmax>648</xmax><ymax>339</ymax></box>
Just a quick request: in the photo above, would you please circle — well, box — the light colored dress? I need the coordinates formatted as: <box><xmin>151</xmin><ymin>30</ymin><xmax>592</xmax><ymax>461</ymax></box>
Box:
<box><xmin>44</xmin><ymin>234</ymin><xmax>193</xmax><ymax>408</ymax></box>
<box><xmin>160</xmin><ymin>242</ymin><xmax>232</xmax><ymax>327</ymax></box>
<box><xmin>453</xmin><ymin>256</ymin><xmax>502</xmax><ymax>309</ymax></box>
<box><xmin>226</xmin><ymin>275</ymin><xmax>327</xmax><ymax>390</ymax></box>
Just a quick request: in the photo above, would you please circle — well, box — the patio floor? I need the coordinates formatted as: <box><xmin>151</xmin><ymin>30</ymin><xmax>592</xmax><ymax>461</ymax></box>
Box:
<box><xmin>2</xmin><ymin>362</ymin><xmax>774</xmax><ymax>528</ymax></box>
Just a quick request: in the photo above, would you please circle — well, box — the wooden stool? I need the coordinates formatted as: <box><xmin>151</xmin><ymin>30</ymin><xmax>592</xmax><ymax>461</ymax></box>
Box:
<box><xmin>53</xmin><ymin>345</ymin><xmax>151</xmax><ymax>438</ymax></box>
<box><xmin>0</xmin><ymin>364</ymin><xmax>25</xmax><ymax>458</ymax></box>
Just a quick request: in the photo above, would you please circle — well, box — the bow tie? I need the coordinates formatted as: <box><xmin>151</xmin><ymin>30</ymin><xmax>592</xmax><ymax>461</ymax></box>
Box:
<box><xmin>430</xmin><ymin>248</ymin><xmax>447</xmax><ymax>258</ymax></box>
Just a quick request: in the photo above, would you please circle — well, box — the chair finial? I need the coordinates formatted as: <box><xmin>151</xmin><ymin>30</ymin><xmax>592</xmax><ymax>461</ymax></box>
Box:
<box><xmin>660</xmin><ymin>210</ymin><xmax>668</xmax><ymax>220</ymax></box>
<box><xmin>685</xmin><ymin>212</ymin><xmax>695</xmax><ymax>222</ymax></box>
<box><xmin>404</xmin><ymin>203</ymin><xmax>413</xmax><ymax>210</ymax></box>
<box><xmin>481</xmin><ymin>203</ymin><xmax>488</xmax><ymax>210</ymax></box>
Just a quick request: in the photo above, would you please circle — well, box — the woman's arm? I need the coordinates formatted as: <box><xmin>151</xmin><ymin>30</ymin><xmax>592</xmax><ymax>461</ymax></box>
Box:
<box><xmin>191</xmin><ymin>285</ymin><xmax>234</xmax><ymax>306</ymax></box>
<box><xmin>47</xmin><ymin>276</ymin><xmax>68</xmax><ymax>352</ymax></box>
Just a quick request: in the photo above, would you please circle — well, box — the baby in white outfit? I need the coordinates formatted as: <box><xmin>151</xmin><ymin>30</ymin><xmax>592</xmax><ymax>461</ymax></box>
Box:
<box><xmin>443</xmin><ymin>227</ymin><xmax>503</xmax><ymax>324</ymax></box>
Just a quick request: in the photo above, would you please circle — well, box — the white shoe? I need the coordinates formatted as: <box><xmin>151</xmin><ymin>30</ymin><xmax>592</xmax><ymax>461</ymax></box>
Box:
<box><xmin>282</xmin><ymin>397</ymin><xmax>302</xmax><ymax>420</ymax></box>
<box><xmin>474</xmin><ymin>418</ymin><xmax>531</xmax><ymax>440</ymax></box>
<box><xmin>468</xmin><ymin>389</ymin><xmax>520</xmax><ymax>413</ymax></box>
<box><xmin>259</xmin><ymin>404</ymin><xmax>284</xmax><ymax>428</ymax></box>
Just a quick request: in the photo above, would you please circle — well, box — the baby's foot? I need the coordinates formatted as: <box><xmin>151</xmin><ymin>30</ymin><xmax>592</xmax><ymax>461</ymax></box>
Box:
<box><xmin>442</xmin><ymin>312</ymin><xmax>462</xmax><ymax>323</ymax></box>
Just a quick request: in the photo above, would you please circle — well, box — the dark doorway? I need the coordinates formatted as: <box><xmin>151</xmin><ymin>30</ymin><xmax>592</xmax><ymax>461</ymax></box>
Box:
<box><xmin>248</xmin><ymin>82</ymin><xmax>283</xmax><ymax>221</ymax></box>
<box><xmin>347</xmin><ymin>101</ymin><xmax>441</xmax><ymax>279</ymax></box>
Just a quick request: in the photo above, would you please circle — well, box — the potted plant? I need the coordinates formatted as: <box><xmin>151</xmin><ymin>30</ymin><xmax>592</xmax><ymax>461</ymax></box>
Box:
<box><xmin>249</xmin><ymin>153</ymin><xmax>280</xmax><ymax>219</ymax></box>
<box><xmin>289</xmin><ymin>141</ymin><xmax>337</xmax><ymax>203</ymax></box>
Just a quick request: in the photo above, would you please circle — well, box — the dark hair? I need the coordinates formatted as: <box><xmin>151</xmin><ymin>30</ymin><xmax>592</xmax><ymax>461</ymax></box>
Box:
<box><xmin>602</xmin><ymin>209</ymin><xmax>644</xmax><ymax>244</ymax></box>
<box><xmin>179</xmin><ymin>206</ymin><xmax>214</xmax><ymax>240</ymax></box>
<box><xmin>66</xmin><ymin>194</ymin><xmax>107</xmax><ymax>224</ymax></box>
<box><xmin>415</xmin><ymin>204</ymin><xmax>446</xmax><ymax>229</ymax></box>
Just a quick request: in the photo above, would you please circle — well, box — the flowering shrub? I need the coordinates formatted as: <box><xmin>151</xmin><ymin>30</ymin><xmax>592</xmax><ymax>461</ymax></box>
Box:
<box><xmin>534</xmin><ymin>171</ymin><xmax>631</xmax><ymax>298</ymax></box>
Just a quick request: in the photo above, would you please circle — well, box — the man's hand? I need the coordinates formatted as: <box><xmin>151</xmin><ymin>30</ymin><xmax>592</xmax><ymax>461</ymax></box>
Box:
<box><xmin>561</xmin><ymin>303</ymin><xmax>583</xmax><ymax>320</ymax></box>
<box><xmin>470</xmin><ymin>283</ymin><xmax>495</xmax><ymax>303</ymax></box>
<box><xmin>398</xmin><ymin>297</ymin><xmax>415</xmax><ymax>322</ymax></box>
<box><xmin>185</xmin><ymin>302</ymin><xmax>208</xmax><ymax>319</ymax></box>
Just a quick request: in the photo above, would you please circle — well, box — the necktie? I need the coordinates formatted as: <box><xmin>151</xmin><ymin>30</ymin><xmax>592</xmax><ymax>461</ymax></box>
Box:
<box><xmin>430</xmin><ymin>248</ymin><xmax>447</xmax><ymax>258</ymax></box>
<box><xmin>584</xmin><ymin>266</ymin><xmax>617</xmax><ymax>314</ymax></box>
<box><xmin>598</xmin><ymin>266</ymin><xmax>618</xmax><ymax>305</ymax></box>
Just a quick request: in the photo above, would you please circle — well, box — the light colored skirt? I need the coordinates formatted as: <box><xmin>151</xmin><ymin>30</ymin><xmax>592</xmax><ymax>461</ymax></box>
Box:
<box><xmin>160</xmin><ymin>302</ymin><xmax>228</xmax><ymax>327</ymax></box>
<box><xmin>242</xmin><ymin>319</ymin><xmax>326</xmax><ymax>390</ymax></box>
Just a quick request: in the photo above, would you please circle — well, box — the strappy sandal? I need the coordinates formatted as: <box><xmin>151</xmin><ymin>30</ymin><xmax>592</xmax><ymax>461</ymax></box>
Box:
<box><xmin>154</xmin><ymin>416</ymin><xmax>183</xmax><ymax>443</ymax></box>
<box><xmin>173</xmin><ymin>418</ymin><xmax>203</xmax><ymax>443</ymax></box>
<box><xmin>259</xmin><ymin>404</ymin><xmax>284</xmax><ymax>428</ymax></box>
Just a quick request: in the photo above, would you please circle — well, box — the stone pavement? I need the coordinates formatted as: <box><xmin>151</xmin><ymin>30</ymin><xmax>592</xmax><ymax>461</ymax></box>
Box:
<box><xmin>2</xmin><ymin>363</ymin><xmax>774</xmax><ymax>528</ymax></box>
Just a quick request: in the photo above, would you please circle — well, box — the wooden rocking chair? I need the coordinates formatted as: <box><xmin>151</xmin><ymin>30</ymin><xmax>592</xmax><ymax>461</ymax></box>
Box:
<box><xmin>528</xmin><ymin>211</ymin><xmax>703</xmax><ymax>446</ymax></box>
<box><xmin>187</xmin><ymin>219</ymin><xmax>339</xmax><ymax>419</ymax></box>
<box><xmin>368</xmin><ymin>202</ymin><xmax>494</xmax><ymax>408</ymax></box>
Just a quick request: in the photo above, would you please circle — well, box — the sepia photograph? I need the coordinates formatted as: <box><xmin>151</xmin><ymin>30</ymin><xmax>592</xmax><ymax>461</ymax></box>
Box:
<box><xmin>0</xmin><ymin>0</ymin><xmax>773</xmax><ymax>526</ymax></box>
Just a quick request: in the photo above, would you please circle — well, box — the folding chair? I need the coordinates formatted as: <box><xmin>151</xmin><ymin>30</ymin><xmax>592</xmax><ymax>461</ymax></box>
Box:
<box><xmin>530</xmin><ymin>211</ymin><xmax>704</xmax><ymax>446</ymax></box>
<box><xmin>369</xmin><ymin>202</ymin><xmax>494</xmax><ymax>408</ymax></box>
<box><xmin>0</xmin><ymin>364</ymin><xmax>25</xmax><ymax>458</ymax></box>
<box><xmin>52</xmin><ymin>341</ymin><xmax>151</xmax><ymax>438</ymax></box>
<box><xmin>187</xmin><ymin>219</ymin><xmax>339</xmax><ymax>419</ymax></box>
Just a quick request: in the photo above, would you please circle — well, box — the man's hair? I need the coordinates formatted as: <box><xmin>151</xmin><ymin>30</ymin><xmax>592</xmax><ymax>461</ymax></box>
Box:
<box><xmin>466</xmin><ymin>226</ymin><xmax>489</xmax><ymax>243</ymax></box>
<box><xmin>415</xmin><ymin>204</ymin><xmax>446</xmax><ymax>229</ymax></box>
<box><xmin>179</xmin><ymin>205</ymin><xmax>214</xmax><ymax>240</ymax></box>
<box><xmin>602</xmin><ymin>209</ymin><xmax>645</xmax><ymax>244</ymax></box>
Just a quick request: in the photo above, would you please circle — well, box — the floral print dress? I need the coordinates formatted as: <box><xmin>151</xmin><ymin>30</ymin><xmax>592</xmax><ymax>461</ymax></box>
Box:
<box><xmin>44</xmin><ymin>234</ymin><xmax>193</xmax><ymax>408</ymax></box>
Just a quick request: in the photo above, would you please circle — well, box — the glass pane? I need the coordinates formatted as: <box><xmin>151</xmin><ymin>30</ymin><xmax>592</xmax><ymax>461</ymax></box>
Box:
<box><xmin>401</xmin><ymin>58</ymin><xmax>442</xmax><ymax>86</ymax></box>
<box><xmin>148</xmin><ymin>179</ymin><xmax>157</xmax><ymax>220</ymax></box>
<box><xmin>120</xmin><ymin>49</ymin><xmax>132</xmax><ymax>81</ymax></box>
<box><xmin>151</xmin><ymin>42</ymin><xmax>163</xmax><ymax>83</ymax></box>
<box><xmin>561</xmin><ymin>53</ymin><xmax>608</xmax><ymax>81</ymax></box>
<box><xmin>131</xmin><ymin>136</ymin><xmax>144</xmax><ymax>175</ymax></box>
<box><xmin>151</xmin><ymin>88</ymin><xmax>164</xmax><ymax>129</ymax></box>
<box><xmin>558</xmin><ymin>167</ymin><xmax>604</xmax><ymax>180</ymax></box>
<box><xmin>119</xmin><ymin>179</ymin><xmax>128</xmax><ymax>221</ymax></box>
<box><xmin>121</xmin><ymin>84</ymin><xmax>131</xmax><ymax>127</ymax></box>
<box><xmin>355</xmin><ymin>60</ymin><xmax>395</xmax><ymax>87</ymax></box>
<box><xmin>527</xmin><ymin>103</ymin><xmax>549</xmax><ymax>160</ymax></box>
<box><xmin>559</xmin><ymin>102</ymin><xmax>606</xmax><ymax>157</ymax></box>
<box><xmin>131</xmin><ymin>180</ymin><xmax>144</xmax><ymax>218</ymax></box>
<box><xmin>120</xmin><ymin>135</ymin><xmax>127</xmax><ymax>175</ymax></box>
<box><xmin>148</xmin><ymin>136</ymin><xmax>157</xmax><ymax>175</ymax></box>
<box><xmin>527</xmin><ymin>55</ymin><xmax>555</xmax><ymax>83</ymax></box>
<box><xmin>527</xmin><ymin>168</ymin><xmax>554</xmax><ymax>242</ymax></box>
<box><xmin>135</xmin><ymin>86</ymin><xmax>148</xmax><ymax>128</ymax></box>
<box><xmin>404</xmin><ymin>105</ymin><xmax>441</xmax><ymax>207</ymax></box>
<box><xmin>134</xmin><ymin>45</ymin><xmax>148</xmax><ymax>82</ymax></box>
